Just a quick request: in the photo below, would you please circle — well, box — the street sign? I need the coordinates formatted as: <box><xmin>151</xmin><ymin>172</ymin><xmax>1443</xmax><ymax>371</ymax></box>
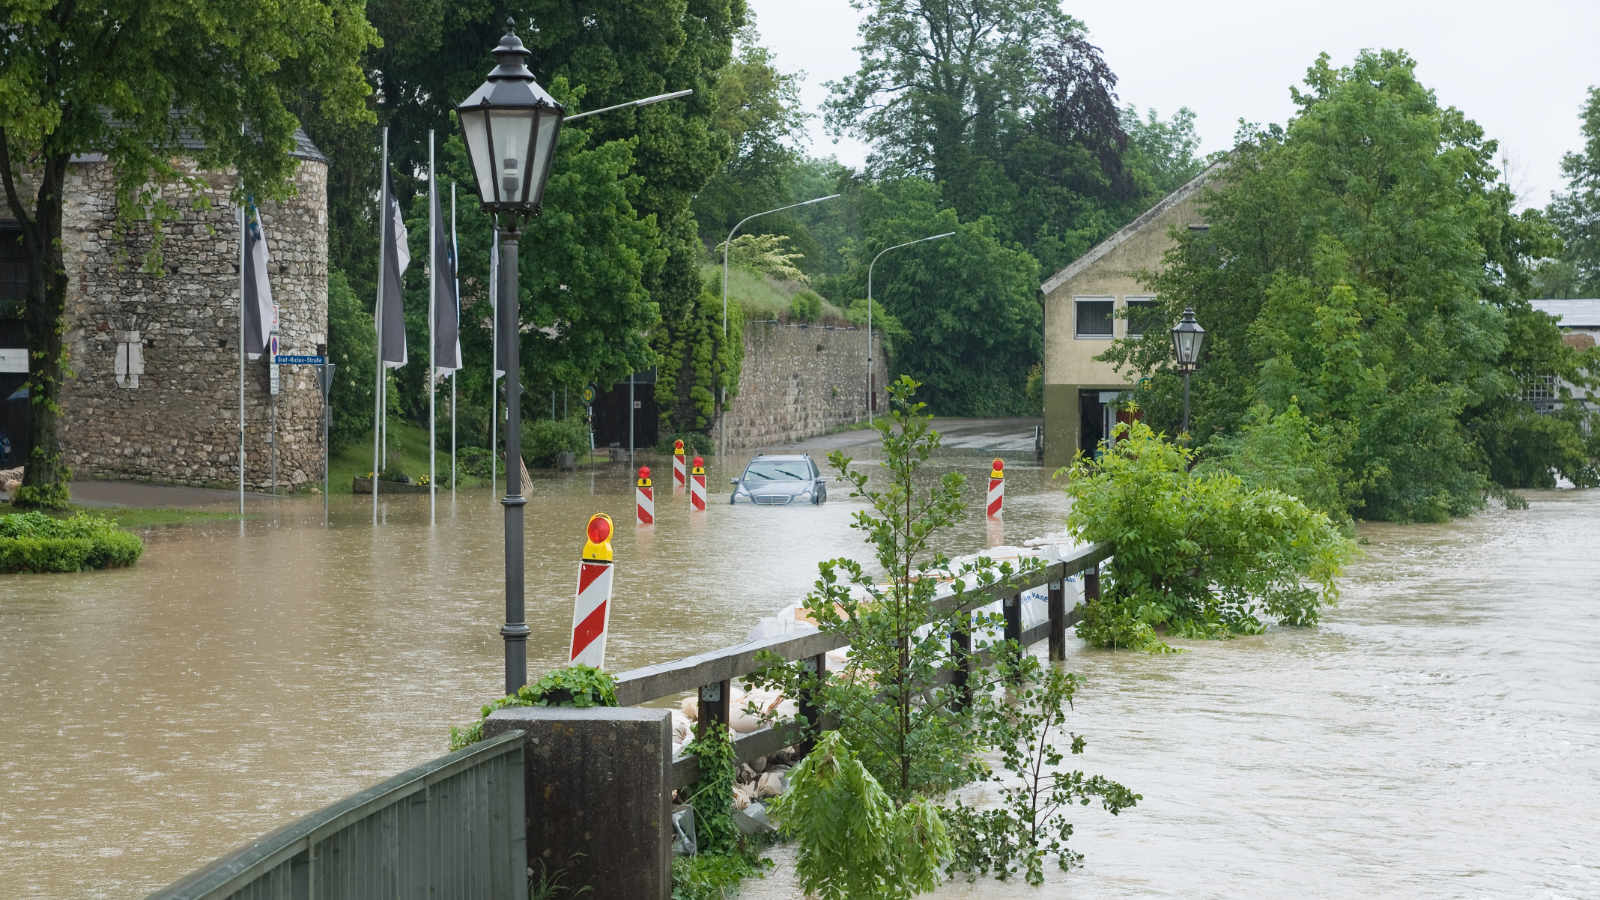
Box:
<box><xmin>274</xmin><ymin>354</ymin><xmax>327</xmax><ymax>365</ymax></box>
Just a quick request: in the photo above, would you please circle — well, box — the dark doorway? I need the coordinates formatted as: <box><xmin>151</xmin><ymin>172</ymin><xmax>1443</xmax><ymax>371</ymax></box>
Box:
<box><xmin>591</xmin><ymin>371</ymin><xmax>659</xmax><ymax>450</ymax></box>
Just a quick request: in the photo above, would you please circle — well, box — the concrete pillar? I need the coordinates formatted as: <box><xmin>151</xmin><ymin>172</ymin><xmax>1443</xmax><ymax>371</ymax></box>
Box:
<box><xmin>485</xmin><ymin>706</ymin><xmax>674</xmax><ymax>899</ymax></box>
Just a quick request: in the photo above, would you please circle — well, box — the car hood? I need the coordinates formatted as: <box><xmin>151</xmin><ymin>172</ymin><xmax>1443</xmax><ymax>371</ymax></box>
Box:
<box><xmin>743</xmin><ymin>480</ymin><xmax>811</xmax><ymax>496</ymax></box>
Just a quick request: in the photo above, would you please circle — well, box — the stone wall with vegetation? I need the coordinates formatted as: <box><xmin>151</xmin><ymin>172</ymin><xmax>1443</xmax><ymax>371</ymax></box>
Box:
<box><xmin>718</xmin><ymin>320</ymin><xmax>886</xmax><ymax>451</ymax></box>
<box><xmin>57</xmin><ymin>157</ymin><xmax>328</xmax><ymax>488</ymax></box>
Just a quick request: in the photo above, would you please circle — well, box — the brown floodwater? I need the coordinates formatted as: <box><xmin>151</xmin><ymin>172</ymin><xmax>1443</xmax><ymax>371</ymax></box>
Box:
<box><xmin>2</xmin><ymin>449</ymin><xmax>1597</xmax><ymax>897</ymax></box>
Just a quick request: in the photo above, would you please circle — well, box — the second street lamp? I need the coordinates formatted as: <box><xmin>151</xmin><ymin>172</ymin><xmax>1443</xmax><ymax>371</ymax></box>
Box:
<box><xmin>865</xmin><ymin>231</ymin><xmax>953</xmax><ymax>420</ymax></box>
<box><xmin>1170</xmin><ymin>306</ymin><xmax>1205</xmax><ymax>437</ymax></box>
<box><xmin>458</xmin><ymin>22</ymin><xmax>687</xmax><ymax>693</ymax></box>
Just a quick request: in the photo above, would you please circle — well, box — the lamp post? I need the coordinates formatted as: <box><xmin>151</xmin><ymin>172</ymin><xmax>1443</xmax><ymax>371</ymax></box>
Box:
<box><xmin>866</xmin><ymin>232</ymin><xmax>953</xmax><ymax>419</ymax></box>
<box><xmin>1170</xmin><ymin>306</ymin><xmax>1205</xmax><ymax>437</ymax></box>
<box><xmin>719</xmin><ymin>194</ymin><xmax>839</xmax><ymax>460</ymax></box>
<box><xmin>458</xmin><ymin>22</ymin><xmax>687</xmax><ymax>693</ymax></box>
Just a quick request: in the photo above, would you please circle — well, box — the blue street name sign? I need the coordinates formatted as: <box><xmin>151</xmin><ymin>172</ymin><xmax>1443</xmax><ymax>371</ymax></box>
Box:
<box><xmin>274</xmin><ymin>354</ymin><xmax>326</xmax><ymax>365</ymax></box>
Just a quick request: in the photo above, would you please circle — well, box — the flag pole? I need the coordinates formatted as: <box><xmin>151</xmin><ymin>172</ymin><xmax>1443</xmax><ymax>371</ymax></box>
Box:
<box><xmin>238</xmin><ymin>197</ymin><xmax>246</xmax><ymax>517</ymax></box>
<box><xmin>451</xmin><ymin>182</ymin><xmax>458</xmax><ymax>502</ymax></box>
<box><xmin>372</xmin><ymin>126</ymin><xmax>386</xmax><ymax>525</ymax></box>
<box><xmin>428</xmin><ymin>130</ymin><xmax>437</xmax><ymax>526</ymax></box>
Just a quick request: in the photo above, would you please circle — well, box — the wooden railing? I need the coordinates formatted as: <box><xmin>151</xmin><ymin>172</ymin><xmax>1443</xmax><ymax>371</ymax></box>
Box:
<box><xmin>149</xmin><ymin>731</ymin><xmax>526</xmax><ymax>900</ymax></box>
<box><xmin>612</xmin><ymin>543</ymin><xmax>1111</xmax><ymax>788</ymax></box>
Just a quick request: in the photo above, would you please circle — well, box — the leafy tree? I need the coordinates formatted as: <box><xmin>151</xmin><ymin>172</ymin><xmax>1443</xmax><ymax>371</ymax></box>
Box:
<box><xmin>848</xmin><ymin>181</ymin><xmax>1041</xmax><ymax>416</ymax></box>
<box><xmin>692</xmin><ymin>20</ymin><xmax>812</xmax><ymax>245</ymax></box>
<box><xmin>0</xmin><ymin>0</ymin><xmax>375</xmax><ymax>508</ymax></box>
<box><xmin>327</xmin><ymin>269</ymin><xmax>377</xmax><ymax>451</ymax></box>
<box><xmin>1541</xmin><ymin>86</ymin><xmax>1600</xmax><ymax>296</ymax></box>
<box><xmin>1063</xmin><ymin>417</ymin><xmax>1354</xmax><ymax>650</ymax></box>
<box><xmin>1107</xmin><ymin>50</ymin><xmax>1575</xmax><ymax>521</ymax></box>
<box><xmin>1121</xmin><ymin>105</ymin><xmax>1207</xmax><ymax>198</ymax></box>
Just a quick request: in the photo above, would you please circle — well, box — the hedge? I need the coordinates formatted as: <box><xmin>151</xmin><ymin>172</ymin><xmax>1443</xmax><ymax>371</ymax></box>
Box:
<box><xmin>0</xmin><ymin>511</ymin><xmax>144</xmax><ymax>573</ymax></box>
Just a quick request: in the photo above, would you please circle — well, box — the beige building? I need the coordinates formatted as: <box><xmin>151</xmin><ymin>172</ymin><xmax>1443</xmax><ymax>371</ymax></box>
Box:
<box><xmin>1038</xmin><ymin>167</ymin><xmax>1216</xmax><ymax>468</ymax></box>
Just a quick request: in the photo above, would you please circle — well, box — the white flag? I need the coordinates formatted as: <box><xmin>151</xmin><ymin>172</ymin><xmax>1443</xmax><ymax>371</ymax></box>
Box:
<box><xmin>243</xmin><ymin>199</ymin><xmax>275</xmax><ymax>358</ymax></box>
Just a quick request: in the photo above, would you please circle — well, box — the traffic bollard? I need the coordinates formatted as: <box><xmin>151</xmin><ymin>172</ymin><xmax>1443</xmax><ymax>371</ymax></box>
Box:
<box><xmin>570</xmin><ymin>513</ymin><xmax>615</xmax><ymax>668</ymax></box>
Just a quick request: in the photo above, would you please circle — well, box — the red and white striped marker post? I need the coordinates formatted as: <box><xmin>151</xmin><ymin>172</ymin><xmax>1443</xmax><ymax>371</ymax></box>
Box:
<box><xmin>570</xmin><ymin>513</ymin><xmax>615</xmax><ymax>668</ymax></box>
<box><xmin>690</xmin><ymin>456</ymin><xmax>708</xmax><ymax>511</ymax></box>
<box><xmin>636</xmin><ymin>466</ymin><xmax>654</xmax><ymax>526</ymax></box>
<box><xmin>986</xmin><ymin>458</ymin><xmax>1005</xmax><ymax>518</ymax></box>
<box><xmin>672</xmin><ymin>439</ymin><xmax>687</xmax><ymax>493</ymax></box>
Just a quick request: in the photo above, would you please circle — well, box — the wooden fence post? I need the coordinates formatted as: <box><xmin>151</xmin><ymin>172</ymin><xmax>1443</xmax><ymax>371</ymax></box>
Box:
<box><xmin>698</xmin><ymin>678</ymin><xmax>731</xmax><ymax>741</ymax></box>
<box><xmin>1047</xmin><ymin>577</ymin><xmax>1066</xmax><ymax>660</ymax></box>
<box><xmin>796</xmin><ymin>653</ymin><xmax>826</xmax><ymax>756</ymax></box>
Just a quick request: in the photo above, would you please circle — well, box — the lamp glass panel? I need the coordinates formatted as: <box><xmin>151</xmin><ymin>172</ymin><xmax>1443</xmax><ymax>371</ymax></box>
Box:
<box><xmin>489</xmin><ymin>109</ymin><xmax>535</xmax><ymax>204</ymax></box>
<box><xmin>1175</xmin><ymin>329</ymin><xmax>1202</xmax><ymax>364</ymax></box>
<box><xmin>526</xmin><ymin>109</ymin><xmax>561</xmax><ymax>207</ymax></box>
<box><xmin>458</xmin><ymin>108</ymin><xmax>497</xmax><ymax>203</ymax></box>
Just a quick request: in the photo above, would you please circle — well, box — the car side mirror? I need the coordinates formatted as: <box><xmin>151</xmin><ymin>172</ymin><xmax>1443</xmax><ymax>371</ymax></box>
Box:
<box><xmin>729</xmin><ymin>478</ymin><xmax>740</xmax><ymax>485</ymax></box>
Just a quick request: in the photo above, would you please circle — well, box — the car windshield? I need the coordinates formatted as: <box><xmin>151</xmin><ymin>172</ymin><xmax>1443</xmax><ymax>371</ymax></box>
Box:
<box><xmin>742</xmin><ymin>460</ymin><xmax>810</xmax><ymax>482</ymax></box>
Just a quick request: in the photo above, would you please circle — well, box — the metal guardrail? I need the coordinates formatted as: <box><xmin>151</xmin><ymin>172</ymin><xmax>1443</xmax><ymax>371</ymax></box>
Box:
<box><xmin>612</xmin><ymin>542</ymin><xmax>1112</xmax><ymax>787</ymax></box>
<box><xmin>150</xmin><ymin>730</ymin><xmax>526</xmax><ymax>900</ymax></box>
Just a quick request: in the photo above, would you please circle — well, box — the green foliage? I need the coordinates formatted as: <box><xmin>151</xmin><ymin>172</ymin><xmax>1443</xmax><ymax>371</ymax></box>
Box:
<box><xmin>522</xmin><ymin>418</ymin><xmax>592</xmax><ymax>467</ymax></box>
<box><xmin>1111</xmin><ymin>50</ymin><xmax>1574</xmax><ymax>521</ymax></box>
<box><xmin>448</xmin><ymin>665</ymin><xmax>618</xmax><ymax>751</ymax></box>
<box><xmin>671</xmin><ymin>850</ymin><xmax>768</xmax><ymax>900</ymax></box>
<box><xmin>528</xmin><ymin>858</ymin><xmax>591</xmax><ymax>900</ymax></box>
<box><xmin>671</xmin><ymin>725</ymin><xmax>773</xmax><ymax>900</ymax></box>
<box><xmin>849</xmin><ymin>182</ymin><xmax>1042</xmax><ymax>416</ymax></box>
<box><xmin>326</xmin><ymin>268</ymin><xmax>376</xmax><ymax>452</ymax></box>
<box><xmin>12</xmin><ymin>480</ymin><xmax>70</xmax><ymax>512</ymax></box>
<box><xmin>754</xmin><ymin>377</ymin><xmax>1024</xmax><ymax>802</ymax></box>
<box><xmin>0</xmin><ymin>511</ymin><xmax>144</xmax><ymax>573</ymax></box>
<box><xmin>787</xmin><ymin>290</ymin><xmax>824</xmax><ymax>323</ymax></box>
<box><xmin>1195</xmin><ymin>401</ymin><xmax>1351</xmax><ymax>522</ymax></box>
<box><xmin>722</xmin><ymin>232</ymin><xmax>810</xmax><ymax>284</ymax></box>
<box><xmin>1063</xmin><ymin>417</ymin><xmax>1354</xmax><ymax>649</ymax></box>
<box><xmin>768</xmin><ymin>731</ymin><xmax>950</xmax><ymax>900</ymax></box>
<box><xmin>1543</xmin><ymin>86</ymin><xmax>1600</xmax><ymax>296</ymax></box>
<box><xmin>943</xmin><ymin>655</ymin><xmax>1139</xmax><ymax>885</ymax></box>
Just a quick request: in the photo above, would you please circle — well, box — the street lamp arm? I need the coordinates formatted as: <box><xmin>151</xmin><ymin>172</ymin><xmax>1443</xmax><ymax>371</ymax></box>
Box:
<box><xmin>864</xmin><ymin>230</ymin><xmax>954</xmax><ymax>422</ymax></box>
<box><xmin>721</xmin><ymin>193</ymin><xmax>842</xmax><ymax>338</ymax></box>
<box><xmin>563</xmin><ymin>89</ymin><xmax>693</xmax><ymax>122</ymax></box>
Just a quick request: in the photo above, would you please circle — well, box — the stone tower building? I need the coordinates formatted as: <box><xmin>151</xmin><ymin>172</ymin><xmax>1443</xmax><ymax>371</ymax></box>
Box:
<box><xmin>57</xmin><ymin>135</ymin><xmax>328</xmax><ymax>489</ymax></box>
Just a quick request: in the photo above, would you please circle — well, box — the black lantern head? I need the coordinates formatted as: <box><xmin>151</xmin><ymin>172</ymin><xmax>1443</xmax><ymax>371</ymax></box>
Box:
<box><xmin>456</xmin><ymin>24</ymin><xmax>566</xmax><ymax>214</ymax></box>
<box><xmin>1171</xmin><ymin>306</ymin><xmax>1205</xmax><ymax>371</ymax></box>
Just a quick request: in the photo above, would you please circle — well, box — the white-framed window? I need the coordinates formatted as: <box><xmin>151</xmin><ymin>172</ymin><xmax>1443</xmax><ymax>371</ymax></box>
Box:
<box><xmin>1125</xmin><ymin>297</ymin><xmax>1161</xmax><ymax>338</ymax></box>
<box><xmin>1074</xmin><ymin>297</ymin><xmax>1114</xmax><ymax>338</ymax></box>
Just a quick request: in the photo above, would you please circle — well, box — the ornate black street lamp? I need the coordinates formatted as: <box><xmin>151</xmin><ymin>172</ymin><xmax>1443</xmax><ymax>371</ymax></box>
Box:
<box><xmin>459</xmin><ymin>23</ymin><xmax>689</xmax><ymax>693</ymax></box>
<box><xmin>1170</xmin><ymin>306</ymin><xmax>1205</xmax><ymax>437</ymax></box>
<box><xmin>458</xmin><ymin>25</ymin><xmax>566</xmax><ymax>695</ymax></box>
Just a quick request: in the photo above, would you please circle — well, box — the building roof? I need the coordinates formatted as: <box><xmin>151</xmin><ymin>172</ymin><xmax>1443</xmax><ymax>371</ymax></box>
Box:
<box><xmin>1039</xmin><ymin>162</ymin><xmax>1223</xmax><ymax>296</ymax></box>
<box><xmin>70</xmin><ymin>111</ymin><xmax>325</xmax><ymax>164</ymax></box>
<box><xmin>1530</xmin><ymin>299</ymin><xmax>1600</xmax><ymax>329</ymax></box>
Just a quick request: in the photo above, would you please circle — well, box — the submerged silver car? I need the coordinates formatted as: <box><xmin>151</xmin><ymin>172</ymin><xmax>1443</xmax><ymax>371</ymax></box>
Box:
<box><xmin>729</xmin><ymin>454</ymin><xmax>828</xmax><ymax>505</ymax></box>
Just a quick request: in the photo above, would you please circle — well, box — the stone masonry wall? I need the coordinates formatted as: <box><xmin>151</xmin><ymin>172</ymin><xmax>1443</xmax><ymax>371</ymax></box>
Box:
<box><xmin>58</xmin><ymin>157</ymin><xmax>328</xmax><ymax>489</ymax></box>
<box><xmin>717</xmin><ymin>320</ymin><xmax>887</xmax><ymax>451</ymax></box>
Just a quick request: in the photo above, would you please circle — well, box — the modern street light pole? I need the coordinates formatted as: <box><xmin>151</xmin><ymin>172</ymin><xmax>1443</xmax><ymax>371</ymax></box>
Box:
<box><xmin>1170</xmin><ymin>306</ymin><xmax>1205</xmax><ymax>437</ymax></box>
<box><xmin>866</xmin><ymin>231</ymin><xmax>953</xmax><ymax>420</ymax></box>
<box><xmin>719</xmin><ymin>194</ymin><xmax>839</xmax><ymax>460</ymax></box>
<box><xmin>458</xmin><ymin>22</ymin><xmax>688</xmax><ymax>693</ymax></box>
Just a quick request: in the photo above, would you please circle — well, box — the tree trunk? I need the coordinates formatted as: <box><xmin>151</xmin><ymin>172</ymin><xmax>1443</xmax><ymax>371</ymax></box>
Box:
<box><xmin>16</xmin><ymin>154</ymin><xmax>71</xmax><ymax>509</ymax></box>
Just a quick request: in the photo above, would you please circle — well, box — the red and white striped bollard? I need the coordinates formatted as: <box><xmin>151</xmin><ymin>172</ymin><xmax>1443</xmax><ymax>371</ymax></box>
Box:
<box><xmin>986</xmin><ymin>458</ymin><xmax>1005</xmax><ymax>518</ymax></box>
<box><xmin>672</xmin><ymin>439</ymin><xmax>687</xmax><ymax>493</ymax></box>
<box><xmin>690</xmin><ymin>456</ymin><xmax>707</xmax><ymax>511</ymax></box>
<box><xmin>569</xmin><ymin>513</ymin><xmax>615</xmax><ymax>668</ymax></box>
<box><xmin>636</xmin><ymin>466</ymin><xmax>654</xmax><ymax>525</ymax></box>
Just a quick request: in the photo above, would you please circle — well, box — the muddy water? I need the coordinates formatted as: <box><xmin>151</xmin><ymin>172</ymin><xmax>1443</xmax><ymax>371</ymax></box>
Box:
<box><xmin>3</xmin><ymin>455</ymin><xmax>1598</xmax><ymax>897</ymax></box>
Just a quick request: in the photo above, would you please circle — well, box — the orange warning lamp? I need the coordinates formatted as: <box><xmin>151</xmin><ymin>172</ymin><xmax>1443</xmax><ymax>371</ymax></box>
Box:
<box><xmin>586</xmin><ymin>513</ymin><xmax>613</xmax><ymax>545</ymax></box>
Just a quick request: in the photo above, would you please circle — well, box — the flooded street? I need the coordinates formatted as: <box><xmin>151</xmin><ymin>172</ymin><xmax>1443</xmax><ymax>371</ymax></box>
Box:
<box><xmin>3</xmin><ymin>438</ymin><xmax>1598</xmax><ymax>896</ymax></box>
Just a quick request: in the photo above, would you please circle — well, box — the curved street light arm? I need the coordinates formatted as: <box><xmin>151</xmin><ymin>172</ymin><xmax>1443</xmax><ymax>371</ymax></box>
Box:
<box><xmin>563</xmin><ymin>89</ymin><xmax>693</xmax><ymax>123</ymax></box>
<box><xmin>865</xmin><ymin>231</ymin><xmax>955</xmax><ymax>418</ymax></box>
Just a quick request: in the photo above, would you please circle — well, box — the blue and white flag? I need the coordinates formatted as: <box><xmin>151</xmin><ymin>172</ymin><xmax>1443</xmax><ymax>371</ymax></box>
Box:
<box><xmin>490</xmin><ymin>225</ymin><xmax>504</xmax><ymax>379</ymax></box>
<box><xmin>242</xmin><ymin>199</ymin><xmax>275</xmax><ymax>359</ymax></box>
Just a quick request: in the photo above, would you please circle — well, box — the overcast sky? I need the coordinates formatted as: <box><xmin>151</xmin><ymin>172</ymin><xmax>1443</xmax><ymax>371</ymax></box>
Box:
<box><xmin>746</xmin><ymin>0</ymin><xmax>1598</xmax><ymax>210</ymax></box>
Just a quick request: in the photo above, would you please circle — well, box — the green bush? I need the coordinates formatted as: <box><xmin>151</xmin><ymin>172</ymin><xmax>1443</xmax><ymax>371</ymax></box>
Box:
<box><xmin>1062</xmin><ymin>415</ymin><xmax>1355</xmax><ymax>649</ymax></box>
<box><xmin>449</xmin><ymin>665</ymin><xmax>618</xmax><ymax>750</ymax></box>
<box><xmin>788</xmin><ymin>289</ymin><xmax>824</xmax><ymax>322</ymax></box>
<box><xmin>0</xmin><ymin>511</ymin><xmax>144</xmax><ymax>573</ymax></box>
<box><xmin>523</xmin><ymin>418</ymin><xmax>591</xmax><ymax>467</ymax></box>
